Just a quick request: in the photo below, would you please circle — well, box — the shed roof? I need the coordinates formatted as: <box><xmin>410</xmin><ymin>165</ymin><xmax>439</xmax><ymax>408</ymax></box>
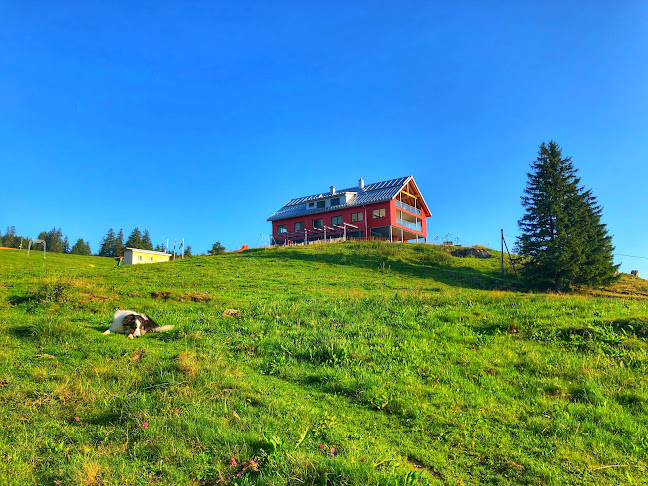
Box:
<box><xmin>123</xmin><ymin>248</ymin><xmax>171</xmax><ymax>256</ymax></box>
<box><xmin>267</xmin><ymin>176</ymin><xmax>430</xmax><ymax>221</ymax></box>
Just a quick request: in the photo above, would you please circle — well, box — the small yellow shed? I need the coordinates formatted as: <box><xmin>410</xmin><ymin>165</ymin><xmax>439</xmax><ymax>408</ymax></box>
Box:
<box><xmin>123</xmin><ymin>247</ymin><xmax>171</xmax><ymax>265</ymax></box>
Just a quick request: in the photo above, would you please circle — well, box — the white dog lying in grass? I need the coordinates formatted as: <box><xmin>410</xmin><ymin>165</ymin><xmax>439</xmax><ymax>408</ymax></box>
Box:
<box><xmin>103</xmin><ymin>310</ymin><xmax>173</xmax><ymax>339</ymax></box>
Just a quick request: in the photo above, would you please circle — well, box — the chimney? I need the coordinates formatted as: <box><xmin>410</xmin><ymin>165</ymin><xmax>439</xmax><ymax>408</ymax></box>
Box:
<box><xmin>358</xmin><ymin>178</ymin><xmax>365</xmax><ymax>190</ymax></box>
<box><xmin>330</xmin><ymin>185</ymin><xmax>336</xmax><ymax>195</ymax></box>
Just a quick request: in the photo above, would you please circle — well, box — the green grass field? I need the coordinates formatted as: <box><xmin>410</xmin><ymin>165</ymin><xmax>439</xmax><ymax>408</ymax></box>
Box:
<box><xmin>0</xmin><ymin>242</ymin><xmax>646</xmax><ymax>485</ymax></box>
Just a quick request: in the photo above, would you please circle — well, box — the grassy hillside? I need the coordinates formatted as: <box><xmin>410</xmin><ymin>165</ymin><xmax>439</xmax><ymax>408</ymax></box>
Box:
<box><xmin>0</xmin><ymin>243</ymin><xmax>646</xmax><ymax>485</ymax></box>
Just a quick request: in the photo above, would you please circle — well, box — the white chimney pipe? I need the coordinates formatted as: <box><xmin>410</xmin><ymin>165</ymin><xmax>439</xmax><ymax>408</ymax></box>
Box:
<box><xmin>330</xmin><ymin>185</ymin><xmax>336</xmax><ymax>194</ymax></box>
<box><xmin>358</xmin><ymin>178</ymin><xmax>365</xmax><ymax>189</ymax></box>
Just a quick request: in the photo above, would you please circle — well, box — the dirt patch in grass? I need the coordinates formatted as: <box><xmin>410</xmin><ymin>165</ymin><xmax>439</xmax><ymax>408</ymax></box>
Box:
<box><xmin>150</xmin><ymin>290</ymin><xmax>211</xmax><ymax>302</ymax></box>
<box><xmin>185</xmin><ymin>291</ymin><xmax>211</xmax><ymax>302</ymax></box>
<box><xmin>151</xmin><ymin>290</ymin><xmax>174</xmax><ymax>299</ymax></box>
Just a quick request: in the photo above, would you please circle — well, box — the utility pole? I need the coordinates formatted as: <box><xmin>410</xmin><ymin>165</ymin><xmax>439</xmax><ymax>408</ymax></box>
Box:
<box><xmin>502</xmin><ymin>232</ymin><xmax>519</xmax><ymax>280</ymax></box>
<box><xmin>501</xmin><ymin>229</ymin><xmax>505</xmax><ymax>277</ymax></box>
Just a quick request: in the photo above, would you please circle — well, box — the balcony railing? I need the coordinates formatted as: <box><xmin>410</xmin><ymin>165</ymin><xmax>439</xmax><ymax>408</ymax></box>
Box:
<box><xmin>397</xmin><ymin>218</ymin><xmax>422</xmax><ymax>232</ymax></box>
<box><xmin>396</xmin><ymin>200</ymin><xmax>421</xmax><ymax>215</ymax></box>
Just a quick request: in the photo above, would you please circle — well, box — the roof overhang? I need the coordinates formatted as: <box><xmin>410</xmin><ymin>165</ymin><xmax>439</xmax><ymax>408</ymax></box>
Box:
<box><xmin>396</xmin><ymin>176</ymin><xmax>432</xmax><ymax>217</ymax></box>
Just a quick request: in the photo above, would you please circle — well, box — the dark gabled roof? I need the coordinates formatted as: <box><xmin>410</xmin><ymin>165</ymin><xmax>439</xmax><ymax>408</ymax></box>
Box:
<box><xmin>267</xmin><ymin>176</ymin><xmax>430</xmax><ymax>221</ymax></box>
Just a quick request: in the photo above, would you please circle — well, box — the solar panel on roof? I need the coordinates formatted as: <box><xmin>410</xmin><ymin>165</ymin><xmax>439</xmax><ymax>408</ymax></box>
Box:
<box><xmin>267</xmin><ymin>176</ymin><xmax>417</xmax><ymax>221</ymax></box>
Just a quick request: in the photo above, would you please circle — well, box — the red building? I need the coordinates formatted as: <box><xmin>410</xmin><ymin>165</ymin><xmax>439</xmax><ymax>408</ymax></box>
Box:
<box><xmin>267</xmin><ymin>176</ymin><xmax>431</xmax><ymax>244</ymax></box>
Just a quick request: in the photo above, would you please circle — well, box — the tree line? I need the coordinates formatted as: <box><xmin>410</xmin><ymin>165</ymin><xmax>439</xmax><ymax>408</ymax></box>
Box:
<box><xmin>98</xmin><ymin>228</ymin><xmax>192</xmax><ymax>258</ymax></box>
<box><xmin>0</xmin><ymin>226</ymin><xmax>92</xmax><ymax>255</ymax></box>
<box><xmin>0</xmin><ymin>226</ymin><xmax>194</xmax><ymax>258</ymax></box>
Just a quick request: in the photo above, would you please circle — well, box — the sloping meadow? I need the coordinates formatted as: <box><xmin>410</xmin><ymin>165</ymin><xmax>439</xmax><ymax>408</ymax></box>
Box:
<box><xmin>0</xmin><ymin>243</ymin><xmax>646</xmax><ymax>485</ymax></box>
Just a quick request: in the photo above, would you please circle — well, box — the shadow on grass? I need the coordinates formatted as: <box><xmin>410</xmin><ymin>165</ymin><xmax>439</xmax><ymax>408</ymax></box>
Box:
<box><xmin>245</xmin><ymin>246</ymin><xmax>520</xmax><ymax>292</ymax></box>
<box><xmin>609</xmin><ymin>316</ymin><xmax>648</xmax><ymax>339</ymax></box>
<box><xmin>472</xmin><ymin>316</ymin><xmax>648</xmax><ymax>351</ymax></box>
<box><xmin>7</xmin><ymin>294</ymin><xmax>33</xmax><ymax>305</ymax></box>
<box><xmin>9</xmin><ymin>326</ymin><xmax>33</xmax><ymax>339</ymax></box>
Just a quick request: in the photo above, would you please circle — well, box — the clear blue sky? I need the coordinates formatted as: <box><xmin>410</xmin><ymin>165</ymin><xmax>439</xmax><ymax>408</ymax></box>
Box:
<box><xmin>1</xmin><ymin>2</ymin><xmax>647</xmax><ymax>275</ymax></box>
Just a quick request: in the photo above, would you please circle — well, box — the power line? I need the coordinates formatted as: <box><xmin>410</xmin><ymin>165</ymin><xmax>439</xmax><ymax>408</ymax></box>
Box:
<box><xmin>617</xmin><ymin>253</ymin><xmax>648</xmax><ymax>260</ymax></box>
<box><xmin>502</xmin><ymin>238</ymin><xmax>648</xmax><ymax>260</ymax></box>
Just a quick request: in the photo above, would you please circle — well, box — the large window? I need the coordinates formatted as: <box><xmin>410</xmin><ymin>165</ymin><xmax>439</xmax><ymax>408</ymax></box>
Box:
<box><xmin>295</xmin><ymin>221</ymin><xmax>304</xmax><ymax>231</ymax></box>
<box><xmin>312</xmin><ymin>218</ymin><xmax>323</xmax><ymax>229</ymax></box>
<box><xmin>373</xmin><ymin>208</ymin><xmax>386</xmax><ymax>218</ymax></box>
<box><xmin>317</xmin><ymin>200</ymin><xmax>325</xmax><ymax>208</ymax></box>
<box><xmin>331</xmin><ymin>215</ymin><xmax>342</xmax><ymax>225</ymax></box>
<box><xmin>351</xmin><ymin>212</ymin><xmax>363</xmax><ymax>222</ymax></box>
<box><xmin>277</xmin><ymin>224</ymin><xmax>287</xmax><ymax>233</ymax></box>
<box><xmin>330</xmin><ymin>197</ymin><xmax>341</xmax><ymax>206</ymax></box>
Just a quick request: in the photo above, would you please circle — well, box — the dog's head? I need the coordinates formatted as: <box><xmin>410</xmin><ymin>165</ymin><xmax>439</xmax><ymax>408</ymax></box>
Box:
<box><xmin>123</xmin><ymin>314</ymin><xmax>158</xmax><ymax>338</ymax></box>
<box><xmin>140</xmin><ymin>316</ymin><xmax>160</xmax><ymax>335</ymax></box>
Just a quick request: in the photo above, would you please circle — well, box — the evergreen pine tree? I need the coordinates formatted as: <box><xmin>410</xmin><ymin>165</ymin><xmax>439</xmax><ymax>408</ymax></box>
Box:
<box><xmin>63</xmin><ymin>236</ymin><xmax>70</xmax><ymax>254</ymax></box>
<box><xmin>573</xmin><ymin>190</ymin><xmax>618</xmax><ymax>287</ymax></box>
<box><xmin>113</xmin><ymin>229</ymin><xmax>125</xmax><ymax>257</ymax></box>
<box><xmin>3</xmin><ymin>226</ymin><xmax>16</xmax><ymax>248</ymax></box>
<box><xmin>99</xmin><ymin>229</ymin><xmax>116</xmax><ymax>257</ymax></box>
<box><xmin>85</xmin><ymin>240</ymin><xmax>92</xmax><ymax>256</ymax></box>
<box><xmin>208</xmin><ymin>242</ymin><xmax>226</xmax><ymax>255</ymax></box>
<box><xmin>517</xmin><ymin>141</ymin><xmax>618</xmax><ymax>290</ymax></box>
<box><xmin>70</xmin><ymin>238</ymin><xmax>88</xmax><ymax>255</ymax></box>
<box><xmin>46</xmin><ymin>227</ymin><xmax>64</xmax><ymax>253</ymax></box>
<box><xmin>185</xmin><ymin>245</ymin><xmax>193</xmax><ymax>257</ymax></box>
<box><xmin>126</xmin><ymin>228</ymin><xmax>143</xmax><ymax>249</ymax></box>
<box><xmin>142</xmin><ymin>229</ymin><xmax>153</xmax><ymax>250</ymax></box>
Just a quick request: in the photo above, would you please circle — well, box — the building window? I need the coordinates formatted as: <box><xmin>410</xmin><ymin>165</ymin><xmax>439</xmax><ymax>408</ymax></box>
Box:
<box><xmin>373</xmin><ymin>208</ymin><xmax>386</xmax><ymax>218</ymax></box>
<box><xmin>330</xmin><ymin>197</ymin><xmax>341</xmax><ymax>206</ymax></box>
<box><xmin>137</xmin><ymin>256</ymin><xmax>142</xmax><ymax>261</ymax></box>
<box><xmin>313</xmin><ymin>218</ymin><xmax>323</xmax><ymax>229</ymax></box>
<box><xmin>149</xmin><ymin>257</ymin><xmax>153</xmax><ymax>262</ymax></box>
<box><xmin>317</xmin><ymin>200</ymin><xmax>325</xmax><ymax>208</ymax></box>
<box><xmin>295</xmin><ymin>221</ymin><xmax>304</xmax><ymax>231</ymax></box>
<box><xmin>351</xmin><ymin>212</ymin><xmax>363</xmax><ymax>222</ymax></box>
<box><xmin>308</xmin><ymin>202</ymin><xmax>315</xmax><ymax>208</ymax></box>
<box><xmin>331</xmin><ymin>215</ymin><xmax>342</xmax><ymax>225</ymax></box>
<box><xmin>278</xmin><ymin>224</ymin><xmax>287</xmax><ymax>233</ymax></box>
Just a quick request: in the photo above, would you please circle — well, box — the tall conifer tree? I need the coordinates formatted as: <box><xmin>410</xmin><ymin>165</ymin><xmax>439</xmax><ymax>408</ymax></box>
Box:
<box><xmin>126</xmin><ymin>228</ymin><xmax>143</xmax><ymax>249</ymax></box>
<box><xmin>99</xmin><ymin>229</ymin><xmax>116</xmax><ymax>257</ymax></box>
<box><xmin>3</xmin><ymin>226</ymin><xmax>16</xmax><ymax>248</ymax></box>
<box><xmin>46</xmin><ymin>227</ymin><xmax>64</xmax><ymax>253</ymax></box>
<box><xmin>113</xmin><ymin>229</ymin><xmax>125</xmax><ymax>257</ymax></box>
<box><xmin>71</xmin><ymin>238</ymin><xmax>91</xmax><ymax>255</ymax></box>
<box><xmin>517</xmin><ymin>141</ymin><xmax>618</xmax><ymax>290</ymax></box>
<box><xmin>142</xmin><ymin>229</ymin><xmax>153</xmax><ymax>250</ymax></box>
